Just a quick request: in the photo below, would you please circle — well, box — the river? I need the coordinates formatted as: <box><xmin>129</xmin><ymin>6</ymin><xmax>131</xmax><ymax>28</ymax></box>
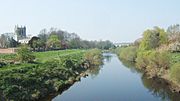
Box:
<box><xmin>49</xmin><ymin>53</ymin><xmax>179</xmax><ymax>101</ymax></box>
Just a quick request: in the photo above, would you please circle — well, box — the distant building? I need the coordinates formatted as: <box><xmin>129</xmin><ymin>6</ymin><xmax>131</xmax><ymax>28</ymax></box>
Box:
<box><xmin>18</xmin><ymin>38</ymin><xmax>31</xmax><ymax>44</ymax></box>
<box><xmin>14</xmin><ymin>25</ymin><xmax>26</xmax><ymax>41</ymax></box>
<box><xmin>114</xmin><ymin>42</ymin><xmax>132</xmax><ymax>47</ymax></box>
<box><xmin>1</xmin><ymin>25</ymin><xmax>33</xmax><ymax>45</ymax></box>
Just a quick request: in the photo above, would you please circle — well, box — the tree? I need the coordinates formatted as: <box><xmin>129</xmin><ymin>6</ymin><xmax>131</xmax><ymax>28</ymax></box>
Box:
<box><xmin>0</xmin><ymin>35</ymin><xmax>19</xmax><ymax>48</ymax></box>
<box><xmin>167</xmin><ymin>24</ymin><xmax>180</xmax><ymax>43</ymax></box>
<box><xmin>37</xmin><ymin>28</ymin><xmax>115</xmax><ymax>50</ymax></box>
<box><xmin>68</xmin><ymin>38</ymin><xmax>82</xmax><ymax>49</ymax></box>
<box><xmin>38</xmin><ymin>29</ymin><xmax>49</xmax><ymax>51</ymax></box>
<box><xmin>28</xmin><ymin>36</ymin><xmax>40</xmax><ymax>51</ymax></box>
<box><xmin>154</xmin><ymin>27</ymin><xmax>168</xmax><ymax>45</ymax></box>
<box><xmin>0</xmin><ymin>34</ymin><xmax>8</xmax><ymax>48</ymax></box>
<box><xmin>17</xmin><ymin>45</ymin><xmax>35</xmax><ymax>63</ymax></box>
<box><xmin>8</xmin><ymin>37</ymin><xmax>19</xmax><ymax>47</ymax></box>
<box><xmin>96</xmin><ymin>40</ymin><xmax>114</xmax><ymax>49</ymax></box>
<box><xmin>139</xmin><ymin>27</ymin><xmax>167</xmax><ymax>50</ymax></box>
<box><xmin>47</xmin><ymin>34</ymin><xmax>61</xmax><ymax>49</ymax></box>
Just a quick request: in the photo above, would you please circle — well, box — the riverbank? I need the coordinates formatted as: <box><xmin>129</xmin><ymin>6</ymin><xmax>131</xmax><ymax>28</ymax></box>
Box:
<box><xmin>0</xmin><ymin>49</ymin><xmax>103</xmax><ymax>101</ymax></box>
<box><xmin>116</xmin><ymin>46</ymin><xmax>180</xmax><ymax>93</ymax></box>
<box><xmin>115</xmin><ymin>26</ymin><xmax>180</xmax><ymax>93</ymax></box>
<box><xmin>116</xmin><ymin>47</ymin><xmax>180</xmax><ymax>93</ymax></box>
<box><xmin>47</xmin><ymin>53</ymin><xmax>180</xmax><ymax>101</ymax></box>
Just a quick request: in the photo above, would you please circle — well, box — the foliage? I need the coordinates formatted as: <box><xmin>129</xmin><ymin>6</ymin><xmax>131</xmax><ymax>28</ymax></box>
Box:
<box><xmin>168</xmin><ymin>42</ymin><xmax>180</xmax><ymax>52</ymax></box>
<box><xmin>0</xmin><ymin>34</ymin><xmax>19</xmax><ymax>48</ymax></box>
<box><xmin>0</xmin><ymin>49</ymin><xmax>102</xmax><ymax>100</ymax></box>
<box><xmin>135</xmin><ymin>50</ymin><xmax>151</xmax><ymax>69</ymax></box>
<box><xmin>96</xmin><ymin>40</ymin><xmax>114</xmax><ymax>50</ymax></box>
<box><xmin>115</xmin><ymin>25</ymin><xmax>180</xmax><ymax>91</ymax></box>
<box><xmin>0</xmin><ymin>54</ymin><xmax>16</xmax><ymax>61</ymax></box>
<box><xmin>170</xmin><ymin>63</ymin><xmax>180</xmax><ymax>84</ymax></box>
<box><xmin>68</xmin><ymin>38</ymin><xmax>82</xmax><ymax>49</ymax></box>
<box><xmin>136</xmin><ymin>50</ymin><xmax>170</xmax><ymax>70</ymax></box>
<box><xmin>167</xmin><ymin>24</ymin><xmax>180</xmax><ymax>43</ymax></box>
<box><xmin>34</xmin><ymin>28</ymin><xmax>115</xmax><ymax>50</ymax></box>
<box><xmin>169</xmin><ymin>53</ymin><xmax>180</xmax><ymax>65</ymax></box>
<box><xmin>84</xmin><ymin>49</ymin><xmax>103</xmax><ymax>66</ymax></box>
<box><xmin>17</xmin><ymin>45</ymin><xmax>35</xmax><ymax>63</ymax></box>
<box><xmin>118</xmin><ymin>46</ymin><xmax>137</xmax><ymax>62</ymax></box>
<box><xmin>139</xmin><ymin>27</ymin><xmax>167</xmax><ymax>50</ymax></box>
<box><xmin>28</xmin><ymin>36</ymin><xmax>41</xmax><ymax>51</ymax></box>
<box><xmin>47</xmin><ymin>34</ymin><xmax>61</xmax><ymax>49</ymax></box>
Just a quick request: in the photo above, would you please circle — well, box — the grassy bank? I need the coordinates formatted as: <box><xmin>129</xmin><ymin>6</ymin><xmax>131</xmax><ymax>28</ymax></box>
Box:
<box><xmin>117</xmin><ymin>46</ymin><xmax>180</xmax><ymax>92</ymax></box>
<box><xmin>0</xmin><ymin>49</ymin><xmax>102</xmax><ymax>101</ymax></box>
<box><xmin>116</xmin><ymin>26</ymin><xmax>180</xmax><ymax>93</ymax></box>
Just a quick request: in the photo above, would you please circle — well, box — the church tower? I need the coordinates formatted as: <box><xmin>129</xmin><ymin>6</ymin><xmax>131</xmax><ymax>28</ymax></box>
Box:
<box><xmin>14</xmin><ymin>25</ymin><xmax>26</xmax><ymax>41</ymax></box>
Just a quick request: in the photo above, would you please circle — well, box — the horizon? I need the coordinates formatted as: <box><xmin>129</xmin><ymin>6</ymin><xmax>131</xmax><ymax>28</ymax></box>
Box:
<box><xmin>0</xmin><ymin>0</ymin><xmax>180</xmax><ymax>43</ymax></box>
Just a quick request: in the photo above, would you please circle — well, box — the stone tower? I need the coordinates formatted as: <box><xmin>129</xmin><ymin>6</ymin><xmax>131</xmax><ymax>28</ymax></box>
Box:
<box><xmin>14</xmin><ymin>25</ymin><xmax>26</xmax><ymax>41</ymax></box>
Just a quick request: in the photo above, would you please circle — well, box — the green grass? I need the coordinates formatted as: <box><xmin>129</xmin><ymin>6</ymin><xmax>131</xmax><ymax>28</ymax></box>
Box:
<box><xmin>0</xmin><ymin>49</ymin><xmax>87</xmax><ymax>72</ymax></box>
<box><xmin>0</xmin><ymin>49</ymin><xmax>85</xmax><ymax>62</ymax></box>
<box><xmin>33</xmin><ymin>49</ymin><xmax>85</xmax><ymax>63</ymax></box>
<box><xmin>0</xmin><ymin>49</ymin><xmax>102</xmax><ymax>100</ymax></box>
<box><xmin>0</xmin><ymin>53</ymin><xmax>16</xmax><ymax>61</ymax></box>
<box><xmin>170</xmin><ymin>52</ymin><xmax>180</xmax><ymax>65</ymax></box>
<box><xmin>0</xmin><ymin>49</ymin><xmax>86</xmax><ymax>100</ymax></box>
<box><xmin>0</xmin><ymin>49</ymin><xmax>85</xmax><ymax>70</ymax></box>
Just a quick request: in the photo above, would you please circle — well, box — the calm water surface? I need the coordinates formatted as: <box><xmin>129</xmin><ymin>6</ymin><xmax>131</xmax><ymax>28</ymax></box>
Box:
<box><xmin>51</xmin><ymin>53</ymin><xmax>179</xmax><ymax>101</ymax></box>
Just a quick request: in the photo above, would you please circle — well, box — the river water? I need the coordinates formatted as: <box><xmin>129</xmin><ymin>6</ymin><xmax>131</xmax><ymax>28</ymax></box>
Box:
<box><xmin>51</xmin><ymin>53</ymin><xmax>180</xmax><ymax>101</ymax></box>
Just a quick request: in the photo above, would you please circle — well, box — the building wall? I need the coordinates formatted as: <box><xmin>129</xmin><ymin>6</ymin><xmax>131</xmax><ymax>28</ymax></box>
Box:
<box><xmin>0</xmin><ymin>48</ymin><xmax>18</xmax><ymax>54</ymax></box>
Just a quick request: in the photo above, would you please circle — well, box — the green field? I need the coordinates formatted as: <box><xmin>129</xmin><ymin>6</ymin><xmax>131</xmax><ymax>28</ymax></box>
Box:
<box><xmin>0</xmin><ymin>49</ymin><xmax>102</xmax><ymax>101</ymax></box>
<box><xmin>34</xmin><ymin>49</ymin><xmax>85</xmax><ymax>63</ymax></box>
<box><xmin>0</xmin><ymin>50</ymin><xmax>85</xmax><ymax>72</ymax></box>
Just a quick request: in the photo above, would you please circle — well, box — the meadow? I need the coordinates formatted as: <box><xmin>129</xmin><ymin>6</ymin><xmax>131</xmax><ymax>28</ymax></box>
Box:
<box><xmin>0</xmin><ymin>49</ymin><xmax>102</xmax><ymax>101</ymax></box>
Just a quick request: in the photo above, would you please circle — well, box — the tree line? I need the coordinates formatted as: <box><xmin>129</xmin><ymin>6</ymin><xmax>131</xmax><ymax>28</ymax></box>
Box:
<box><xmin>0</xmin><ymin>28</ymin><xmax>115</xmax><ymax>50</ymax></box>
<box><xmin>0</xmin><ymin>34</ymin><xmax>19</xmax><ymax>48</ymax></box>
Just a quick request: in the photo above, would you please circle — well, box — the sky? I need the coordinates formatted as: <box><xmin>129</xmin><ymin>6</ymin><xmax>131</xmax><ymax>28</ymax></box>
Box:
<box><xmin>0</xmin><ymin>0</ymin><xmax>180</xmax><ymax>43</ymax></box>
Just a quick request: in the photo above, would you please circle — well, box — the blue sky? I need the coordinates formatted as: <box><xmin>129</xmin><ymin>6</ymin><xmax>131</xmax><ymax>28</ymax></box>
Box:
<box><xmin>0</xmin><ymin>0</ymin><xmax>180</xmax><ymax>43</ymax></box>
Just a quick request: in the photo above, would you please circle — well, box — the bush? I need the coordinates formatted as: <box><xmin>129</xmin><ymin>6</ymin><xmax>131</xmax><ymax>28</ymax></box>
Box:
<box><xmin>168</xmin><ymin>42</ymin><xmax>180</xmax><ymax>52</ymax></box>
<box><xmin>136</xmin><ymin>50</ymin><xmax>170</xmax><ymax>70</ymax></box>
<box><xmin>0</xmin><ymin>49</ymin><xmax>103</xmax><ymax>100</ymax></box>
<box><xmin>84</xmin><ymin>49</ymin><xmax>102</xmax><ymax>66</ymax></box>
<box><xmin>170</xmin><ymin>63</ymin><xmax>180</xmax><ymax>84</ymax></box>
<box><xmin>148</xmin><ymin>51</ymin><xmax>170</xmax><ymax>69</ymax></box>
<box><xmin>17</xmin><ymin>45</ymin><xmax>35</xmax><ymax>63</ymax></box>
<box><xmin>118</xmin><ymin>46</ymin><xmax>137</xmax><ymax>62</ymax></box>
<box><xmin>136</xmin><ymin>50</ymin><xmax>151</xmax><ymax>69</ymax></box>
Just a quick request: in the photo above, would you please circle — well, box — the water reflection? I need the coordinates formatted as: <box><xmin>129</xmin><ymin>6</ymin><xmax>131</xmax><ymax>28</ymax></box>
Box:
<box><xmin>44</xmin><ymin>54</ymin><xmax>180</xmax><ymax>101</ymax></box>
<box><xmin>87</xmin><ymin>53</ymin><xmax>113</xmax><ymax>78</ymax></box>
<box><xmin>103</xmin><ymin>53</ymin><xmax>113</xmax><ymax>63</ymax></box>
<box><xmin>87</xmin><ymin>66</ymin><xmax>101</xmax><ymax>79</ymax></box>
<box><xmin>119</xmin><ymin>59</ymin><xmax>140</xmax><ymax>73</ymax></box>
<box><xmin>121</xmin><ymin>60</ymin><xmax>180</xmax><ymax>101</ymax></box>
<box><xmin>142</xmin><ymin>75</ymin><xmax>180</xmax><ymax>101</ymax></box>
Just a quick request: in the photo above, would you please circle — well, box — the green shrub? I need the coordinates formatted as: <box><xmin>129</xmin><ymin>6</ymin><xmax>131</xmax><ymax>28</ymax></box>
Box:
<box><xmin>17</xmin><ymin>45</ymin><xmax>35</xmax><ymax>63</ymax></box>
<box><xmin>170</xmin><ymin>63</ymin><xmax>180</xmax><ymax>84</ymax></box>
<box><xmin>136</xmin><ymin>50</ymin><xmax>151</xmax><ymax>69</ymax></box>
<box><xmin>136</xmin><ymin>50</ymin><xmax>170</xmax><ymax>70</ymax></box>
<box><xmin>118</xmin><ymin>46</ymin><xmax>137</xmax><ymax>62</ymax></box>
<box><xmin>0</xmin><ymin>49</ymin><xmax>90</xmax><ymax>100</ymax></box>
<box><xmin>84</xmin><ymin>49</ymin><xmax>102</xmax><ymax>66</ymax></box>
<box><xmin>170</xmin><ymin>53</ymin><xmax>180</xmax><ymax>64</ymax></box>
